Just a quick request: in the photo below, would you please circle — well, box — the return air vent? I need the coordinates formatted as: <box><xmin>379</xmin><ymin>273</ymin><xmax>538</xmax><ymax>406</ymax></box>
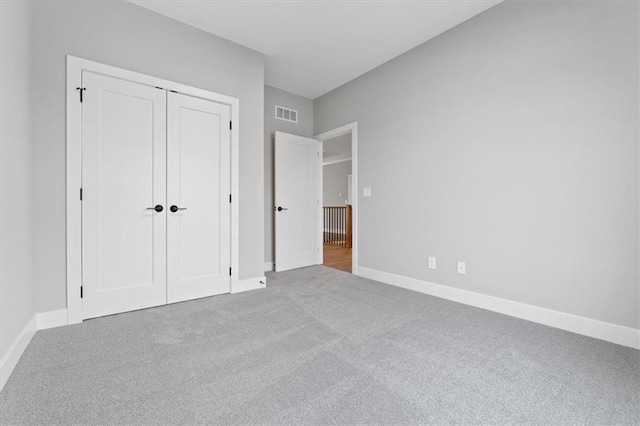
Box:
<box><xmin>275</xmin><ymin>105</ymin><xmax>298</xmax><ymax>123</ymax></box>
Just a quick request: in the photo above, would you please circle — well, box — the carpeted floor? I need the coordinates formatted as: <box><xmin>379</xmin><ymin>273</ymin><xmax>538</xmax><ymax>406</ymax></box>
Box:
<box><xmin>1</xmin><ymin>265</ymin><xmax>639</xmax><ymax>425</ymax></box>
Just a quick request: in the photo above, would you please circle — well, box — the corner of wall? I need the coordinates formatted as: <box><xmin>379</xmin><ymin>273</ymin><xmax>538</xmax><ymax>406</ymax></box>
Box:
<box><xmin>0</xmin><ymin>0</ymin><xmax>37</xmax><ymax>389</ymax></box>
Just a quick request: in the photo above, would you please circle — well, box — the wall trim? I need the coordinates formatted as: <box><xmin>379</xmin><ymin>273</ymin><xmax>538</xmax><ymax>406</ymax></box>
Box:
<box><xmin>264</xmin><ymin>262</ymin><xmax>274</xmax><ymax>272</ymax></box>
<box><xmin>358</xmin><ymin>266</ymin><xmax>640</xmax><ymax>350</ymax></box>
<box><xmin>323</xmin><ymin>155</ymin><xmax>352</xmax><ymax>166</ymax></box>
<box><xmin>36</xmin><ymin>309</ymin><xmax>69</xmax><ymax>330</ymax></box>
<box><xmin>0</xmin><ymin>316</ymin><xmax>36</xmax><ymax>391</ymax></box>
<box><xmin>231</xmin><ymin>276</ymin><xmax>267</xmax><ymax>294</ymax></box>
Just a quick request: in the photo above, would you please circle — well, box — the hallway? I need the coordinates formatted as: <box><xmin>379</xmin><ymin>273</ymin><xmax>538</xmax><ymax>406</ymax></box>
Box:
<box><xmin>323</xmin><ymin>243</ymin><xmax>352</xmax><ymax>273</ymax></box>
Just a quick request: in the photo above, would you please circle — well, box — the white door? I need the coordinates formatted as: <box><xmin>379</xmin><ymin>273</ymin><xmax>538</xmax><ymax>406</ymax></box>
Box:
<box><xmin>82</xmin><ymin>72</ymin><xmax>167</xmax><ymax>319</ymax></box>
<box><xmin>274</xmin><ymin>131</ymin><xmax>322</xmax><ymax>272</ymax></box>
<box><xmin>167</xmin><ymin>92</ymin><xmax>231</xmax><ymax>303</ymax></box>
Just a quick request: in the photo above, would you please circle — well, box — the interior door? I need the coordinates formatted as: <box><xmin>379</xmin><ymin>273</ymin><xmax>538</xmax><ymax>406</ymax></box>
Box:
<box><xmin>167</xmin><ymin>92</ymin><xmax>231</xmax><ymax>303</ymax></box>
<box><xmin>81</xmin><ymin>72</ymin><xmax>167</xmax><ymax>319</ymax></box>
<box><xmin>274</xmin><ymin>131</ymin><xmax>322</xmax><ymax>272</ymax></box>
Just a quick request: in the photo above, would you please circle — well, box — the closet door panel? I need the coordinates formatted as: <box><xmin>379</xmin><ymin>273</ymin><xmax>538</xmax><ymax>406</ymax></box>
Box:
<box><xmin>167</xmin><ymin>92</ymin><xmax>231</xmax><ymax>303</ymax></box>
<box><xmin>81</xmin><ymin>72</ymin><xmax>167</xmax><ymax>319</ymax></box>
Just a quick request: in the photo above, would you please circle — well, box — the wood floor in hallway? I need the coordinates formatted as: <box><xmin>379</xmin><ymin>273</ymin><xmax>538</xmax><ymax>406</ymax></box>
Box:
<box><xmin>323</xmin><ymin>243</ymin><xmax>352</xmax><ymax>273</ymax></box>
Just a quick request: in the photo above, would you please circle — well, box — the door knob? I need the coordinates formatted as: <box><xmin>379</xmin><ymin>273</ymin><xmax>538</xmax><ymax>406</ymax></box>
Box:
<box><xmin>276</xmin><ymin>206</ymin><xmax>288</xmax><ymax>212</ymax></box>
<box><xmin>146</xmin><ymin>204</ymin><xmax>163</xmax><ymax>213</ymax></box>
<box><xmin>170</xmin><ymin>205</ymin><xmax>187</xmax><ymax>213</ymax></box>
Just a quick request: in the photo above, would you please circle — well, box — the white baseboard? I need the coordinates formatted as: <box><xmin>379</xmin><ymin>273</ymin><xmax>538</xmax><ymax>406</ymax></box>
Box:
<box><xmin>358</xmin><ymin>266</ymin><xmax>640</xmax><ymax>350</ymax></box>
<box><xmin>1</xmin><ymin>309</ymin><xmax>70</xmax><ymax>392</ymax></box>
<box><xmin>0</xmin><ymin>316</ymin><xmax>36</xmax><ymax>391</ymax></box>
<box><xmin>36</xmin><ymin>309</ymin><xmax>68</xmax><ymax>330</ymax></box>
<box><xmin>232</xmin><ymin>276</ymin><xmax>267</xmax><ymax>294</ymax></box>
<box><xmin>264</xmin><ymin>262</ymin><xmax>274</xmax><ymax>272</ymax></box>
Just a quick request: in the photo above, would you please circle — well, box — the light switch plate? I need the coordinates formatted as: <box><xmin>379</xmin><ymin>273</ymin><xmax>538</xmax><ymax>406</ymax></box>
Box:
<box><xmin>363</xmin><ymin>187</ymin><xmax>372</xmax><ymax>197</ymax></box>
<box><xmin>428</xmin><ymin>257</ymin><xmax>436</xmax><ymax>269</ymax></box>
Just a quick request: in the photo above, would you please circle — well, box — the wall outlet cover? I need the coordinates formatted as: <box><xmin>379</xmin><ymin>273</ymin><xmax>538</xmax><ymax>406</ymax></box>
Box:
<box><xmin>457</xmin><ymin>261</ymin><xmax>466</xmax><ymax>275</ymax></box>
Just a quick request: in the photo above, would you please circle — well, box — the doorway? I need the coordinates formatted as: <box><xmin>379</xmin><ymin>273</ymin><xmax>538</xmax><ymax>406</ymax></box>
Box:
<box><xmin>81</xmin><ymin>72</ymin><xmax>231</xmax><ymax>319</ymax></box>
<box><xmin>315</xmin><ymin>123</ymin><xmax>358</xmax><ymax>275</ymax></box>
<box><xmin>66</xmin><ymin>56</ymin><xmax>240</xmax><ymax>323</ymax></box>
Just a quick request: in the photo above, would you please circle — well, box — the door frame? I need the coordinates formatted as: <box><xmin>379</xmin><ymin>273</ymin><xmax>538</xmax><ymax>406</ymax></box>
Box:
<box><xmin>314</xmin><ymin>122</ymin><xmax>358</xmax><ymax>275</ymax></box>
<box><xmin>66</xmin><ymin>55</ymin><xmax>240</xmax><ymax>324</ymax></box>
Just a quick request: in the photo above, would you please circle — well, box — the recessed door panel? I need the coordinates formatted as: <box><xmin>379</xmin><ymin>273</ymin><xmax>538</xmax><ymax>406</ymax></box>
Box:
<box><xmin>81</xmin><ymin>72</ymin><xmax>167</xmax><ymax>319</ymax></box>
<box><xmin>167</xmin><ymin>92</ymin><xmax>231</xmax><ymax>303</ymax></box>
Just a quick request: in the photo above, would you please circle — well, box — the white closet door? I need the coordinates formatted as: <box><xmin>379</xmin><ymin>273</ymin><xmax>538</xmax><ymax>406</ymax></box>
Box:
<box><xmin>82</xmin><ymin>72</ymin><xmax>167</xmax><ymax>319</ymax></box>
<box><xmin>167</xmin><ymin>92</ymin><xmax>231</xmax><ymax>303</ymax></box>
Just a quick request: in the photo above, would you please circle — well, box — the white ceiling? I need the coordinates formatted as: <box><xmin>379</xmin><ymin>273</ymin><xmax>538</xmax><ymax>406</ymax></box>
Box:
<box><xmin>130</xmin><ymin>0</ymin><xmax>502</xmax><ymax>99</ymax></box>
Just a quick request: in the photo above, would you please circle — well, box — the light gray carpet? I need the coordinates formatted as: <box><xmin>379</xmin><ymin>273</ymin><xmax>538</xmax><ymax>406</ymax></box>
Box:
<box><xmin>1</xmin><ymin>266</ymin><xmax>639</xmax><ymax>425</ymax></box>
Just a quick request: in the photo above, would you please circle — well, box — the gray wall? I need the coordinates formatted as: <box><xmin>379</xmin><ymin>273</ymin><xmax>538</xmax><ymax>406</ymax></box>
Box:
<box><xmin>314</xmin><ymin>1</ymin><xmax>639</xmax><ymax>329</ymax></box>
<box><xmin>32</xmin><ymin>0</ymin><xmax>265</xmax><ymax>313</ymax></box>
<box><xmin>323</xmin><ymin>161</ymin><xmax>351</xmax><ymax>206</ymax></box>
<box><xmin>0</xmin><ymin>0</ymin><xmax>35</xmax><ymax>360</ymax></box>
<box><xmin>264</xmin><ymin>85</ymin><xmax>314</xmax><ymax>266</ymax></box>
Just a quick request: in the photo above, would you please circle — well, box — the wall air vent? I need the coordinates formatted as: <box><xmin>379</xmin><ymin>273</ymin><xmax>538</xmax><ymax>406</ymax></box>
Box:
<box><xmin>275</xmin><ymin>105</ymin><xmax>298</xmax><ymax>123</ymax></box>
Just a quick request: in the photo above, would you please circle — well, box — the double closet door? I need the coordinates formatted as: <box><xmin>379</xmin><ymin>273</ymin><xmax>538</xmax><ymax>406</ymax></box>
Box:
<box><xmin>81</xmin><ymin>72</ymin><xmax>231</xmax><ymax>319</ymax></box>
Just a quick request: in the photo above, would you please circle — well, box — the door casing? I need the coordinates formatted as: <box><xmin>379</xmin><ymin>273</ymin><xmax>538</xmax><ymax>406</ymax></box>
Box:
<box><xmin>66</xmin><ymin>56</ymin><xmax>240</xmax><ymax>324</ymax></box>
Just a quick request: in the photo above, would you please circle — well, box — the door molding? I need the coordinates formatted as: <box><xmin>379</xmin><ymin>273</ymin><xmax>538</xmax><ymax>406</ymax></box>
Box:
<box><xmin>66</xmin><ymin>55</ymin><xmax>240</xmax><ymax>324</ymax></box>
<box><xmin>315</xmin><ymin>122</ymin><xmax>358</xmax><ymax>275</ymax></box>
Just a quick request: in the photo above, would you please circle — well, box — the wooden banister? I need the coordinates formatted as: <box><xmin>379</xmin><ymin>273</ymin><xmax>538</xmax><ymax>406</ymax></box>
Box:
<box><xmin>323</xmin><ymin>205</ymin><xmax>352</xmax><ymax>248</ymax></box>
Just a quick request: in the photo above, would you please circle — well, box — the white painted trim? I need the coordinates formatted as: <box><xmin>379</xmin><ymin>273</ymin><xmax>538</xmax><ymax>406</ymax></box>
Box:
<box><xmin>317</xmin><ymin>141</ymin><xmax>324</xmax><ymax>266</ymax></box>
<box><xmin>358</xmin><ymin>266</ymin><xmax>640</xmax><ymax>350</ymax></box>
<box><xmin>315</xmin><ymin>122</ymin><xmax>358</xmax><ymax>275</ymax></box>
<box><xmin>36</xmin><ymin>309</ymin><xmax>69</xmax><ymax>330</ymax></box>
<box><xmin>66</xmin><ymin>56</ymin><xmax>240</xmax><ymax>323</ymax></box>
<box><xmin>229</xmin><ymin>98</ymin><xmax>241</xmax><ymax>300</ymax></box>
<box><xmin>66</xmin><ymin>57</ymin><xmax>83</xmax><ymax>325</ymax></box>
<box><xmin>322</xmin><ymin>155</ymin><xmax>352</xmax><ymax>166</ymax></box>
<box><xmin>0</xmin><ymin>317</ymin><xmax>36</xmax><ymax>391</ymax></box>
<box><xmin>231</xmin><ymin>276</ymin><xmax>267</xmax><ymax>294</ymax></box>
<box><xmin>264</xmin><ymin>262</ymin><xmax>274</xmax><ymax>272</ymax></box>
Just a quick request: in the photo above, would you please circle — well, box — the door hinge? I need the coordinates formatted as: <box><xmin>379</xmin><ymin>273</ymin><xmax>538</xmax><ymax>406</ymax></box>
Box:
<box><xmin>80</xmin><ymin>188</ymin><xmax>83</xmax><ymax>201</ymax></box>
<box><xmin>76</xmin><ymin>87</ymin><xmax>86</xmax><ymax>102</ymax></box>
<box><xmin>229</xmin><ymin>267</ymin><xmax>232</xmax><ymax>276</ymax></box>
<box><xmin>229</xmin><ymin>121</ymin><xmax>232</xmax><ymax>130</ymax></box>
<box><xmin>80</xmin><ymin>286</ymin><xmax>83</xmax><ymax>298</ymax></box>
<box><xmin>229</xmin><ymin>194</ymin><xmax>232</xmax><ymax>203</ymax></box>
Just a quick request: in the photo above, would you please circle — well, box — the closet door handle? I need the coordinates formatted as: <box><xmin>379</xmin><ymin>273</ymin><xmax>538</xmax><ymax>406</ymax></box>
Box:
<box><xmin>170</xmin><ymin>205</ymin><xmax>187</xmax><ymax>213</ymax></box>
<box><xmin>146</xmin><ymin>205</ymin><xmax>163</xmax><ymax>213</ymax></box>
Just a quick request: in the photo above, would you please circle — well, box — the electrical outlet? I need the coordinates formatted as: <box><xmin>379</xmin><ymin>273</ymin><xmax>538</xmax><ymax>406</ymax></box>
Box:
<box><xmin>457</xmin><ymin>261</ymin><xmax>466</xmax><ymax>275</ymax></box>
<box><xmin>428</xmin><ymin>257</ymin><xmax>436</xmax><ymax>269</ymax></box>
